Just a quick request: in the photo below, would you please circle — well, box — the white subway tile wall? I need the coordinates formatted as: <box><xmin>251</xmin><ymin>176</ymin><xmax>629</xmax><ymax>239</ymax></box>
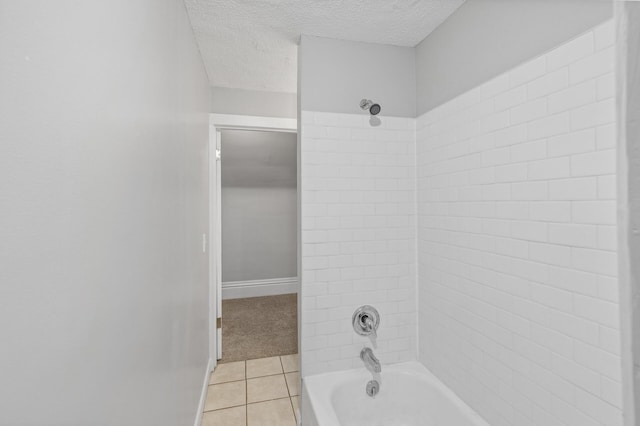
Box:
<box><xmin>416</xmin><ymin>21</ymin><xmax>620</xmax><ymax>426</ymax></box>
<box><xmin>300</xmin><ymin>112</ymin><xmax>417</xmax><ymax>377</ymax></box>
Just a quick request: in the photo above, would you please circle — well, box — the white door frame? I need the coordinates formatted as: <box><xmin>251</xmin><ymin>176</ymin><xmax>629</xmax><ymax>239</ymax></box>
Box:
<box><xmin>208</xmin><ymin>113</ymin><xmax>297</xmax><ymax>365</ymax></box>
<box><xmin>208</xmin><ymin>126</ymin><xmax>219</xmax><ymax>365</ymax></box>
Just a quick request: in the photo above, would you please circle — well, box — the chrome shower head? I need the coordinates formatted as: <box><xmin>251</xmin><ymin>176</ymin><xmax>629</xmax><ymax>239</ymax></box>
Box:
<box><xmin>360</xmin><ymin>99</ymin><xmax>381</xmax><ymax>116</ymax></box>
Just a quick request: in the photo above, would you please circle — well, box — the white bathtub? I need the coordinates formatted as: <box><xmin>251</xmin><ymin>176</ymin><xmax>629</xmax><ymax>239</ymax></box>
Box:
<box><xmin>301</xmin><ymin>362</ymin><xmax>489</xmax><ymax>426</ymax></box>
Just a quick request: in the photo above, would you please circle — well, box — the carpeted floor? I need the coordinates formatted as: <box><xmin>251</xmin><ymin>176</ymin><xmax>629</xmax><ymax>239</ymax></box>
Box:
<box><xmin>219</xmin><ymin>293</ymin><xmax>297</xmax><ymax>363</ymax></box>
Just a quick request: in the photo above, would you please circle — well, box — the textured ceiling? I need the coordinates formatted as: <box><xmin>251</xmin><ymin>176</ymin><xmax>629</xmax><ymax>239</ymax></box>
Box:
<box><xmin>184</xmin><ymin>0</ymin><xmax>465</xmax><ymax>93</ymax></box>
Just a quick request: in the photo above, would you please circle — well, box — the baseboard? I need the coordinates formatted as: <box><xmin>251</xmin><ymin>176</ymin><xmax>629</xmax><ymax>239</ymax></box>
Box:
<box><xmin>222</xmin><ymin>277</ymin><xmax>298</xmax><ymax>299</ymax></box>
<box><xmin>194</xmin><ymin>358</ymin><xmax>213</xmax><ymax>426</ymax></box>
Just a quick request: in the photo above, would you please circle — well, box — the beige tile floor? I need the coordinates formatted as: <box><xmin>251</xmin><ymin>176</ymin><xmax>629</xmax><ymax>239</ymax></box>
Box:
<box><xmin>202</xmin><ymin>354</ymin><xmax>300</xmax><ymax>426</ymax></box>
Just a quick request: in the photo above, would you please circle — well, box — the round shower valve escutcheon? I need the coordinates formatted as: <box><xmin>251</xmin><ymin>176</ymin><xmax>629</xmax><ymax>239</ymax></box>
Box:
<box><xmin>352</xmin><ymin>305</ymin><xmax>380</xmax><ymax>337</ymax></box>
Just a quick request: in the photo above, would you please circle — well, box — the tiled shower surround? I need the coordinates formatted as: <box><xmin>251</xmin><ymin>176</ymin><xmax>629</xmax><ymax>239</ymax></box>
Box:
<box><xmin>417</xmin><ymin>21</ymin><xmax>619</xmax><ymax>426</ymax></box>
<box><xmin>300</xmin><ymin>20</ymin><xmax>621</xmax><ymax>426</ymax></box>
<box><xmin>300</xmin><ymin>112</ymin><xmax>417</xmax><ymax>376</ymax></box>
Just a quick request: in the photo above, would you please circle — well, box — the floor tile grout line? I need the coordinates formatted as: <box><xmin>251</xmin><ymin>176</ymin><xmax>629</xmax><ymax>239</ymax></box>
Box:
<box><xmin>205</xmin><ymin>396</ymin><xmax>299</xmax><ymax>414</ymax></box>
<box><xmin>207</xmin><ymin>378</ymin><xmax>246</xmax><ymax>386</ymax></box>
<box><xmin>212</xmin><ymin>370</ymin><xmax>295</xmax><ymax>386</ymax></box>
<box><xmin>280</xmin><ymin>354</ymin><xmax>300</xmax><ymax>374</ymax></box>
<box><xmin>202</xmin><ymin>392</ymin><xmax>297</xmax><ymax>422</ymax></box>
<box><xmin>203</xmin><ymin>401</ymin><xmax>246</xmax><ymax>413</ymax></box>
<box><xmin>285</xmin><ymin>371</ymin><xmax>301</xmax><ymax>397</ymax></box>
<box><xmin>246</xmin><ymin>371</ymin><xmax>285</xmax><ymax>380</ymax></box>
<box><xmin>288</xmin><ymin>396</ymin><xmax>297</xmax><ymax>424</ymax></box>
<box><xmin>247</xmin><ymin>396</ymin><xmax>295</xmax><ymax>406</ymax></box>
<box><xmin>282</xmin><ymin>359</ymin><xmax>292</xmax><ymax>397</ymax></box>
<box><xmin>209</xmin><ymin>377</ymin><xmax>245</xmax><ymax>385</ymax></box>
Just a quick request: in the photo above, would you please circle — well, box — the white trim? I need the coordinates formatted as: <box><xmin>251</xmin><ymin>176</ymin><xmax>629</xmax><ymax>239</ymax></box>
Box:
<box><xmin>215</xmin><ymin>130</ymin><xmax>222</xmax><ymax>360</ymax></box>
<box><xmin>222</xmin><ymin>277</ymin><xmax>298</xmax><ymax>299</ymax></box>
<box><xmin>208</xmin><ymin>125</ymin><xmax>218</xmax><ymax>363</ymax></box>
<box><xmin>209</xmin><ymin>113</ymin><xmax>297</xmax><ymax>132</ymax></box>
<box><xmin>216</xmin><ymin>329</ymin><xmax>222</xmax><ymax>360</ymax></box>
<box><xmin>193</xmin><ymin>358</ymin><xmax>213</xmax><ymax>426</ymax></box>
<box><xmin>617</xmin><ymin>4</ymin><xmax>638</xmax><ymax>425</ymax></box>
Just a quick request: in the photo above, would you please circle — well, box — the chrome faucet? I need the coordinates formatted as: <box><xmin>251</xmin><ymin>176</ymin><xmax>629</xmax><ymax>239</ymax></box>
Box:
<box><xmin>352</xmin><ymin>305</ymin><xmax>379</xmax><ymax>340</ymax></box>
<box><xmin>363</xmin><ymin>316</ymin><xmax>377</xmax><ymax>340</ymax></box>
<box><xmin>360</xmin><ymin>347</ymin><xmax>381</xmax><ymax>374</ymax></box>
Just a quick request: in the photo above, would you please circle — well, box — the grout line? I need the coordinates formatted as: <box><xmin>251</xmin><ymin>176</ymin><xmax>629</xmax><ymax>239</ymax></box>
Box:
<box><xmin>208</xmin><ymin>378</ymin><xmax>246</xmax><ymax>386</ymax></box>
<box><xmin>288</xmin><ymin>396</ymin><xmax>297</xmax><ymax>424</ymax></box>
<box><xmin>209</xmin><ymin>377</ymin><xmax>246</xmax><ymax>385</ymax></box>
<box><xmin>247</xmin><ymin>396</ymin><xmax>295</xmax><ymax>406</ymax></box>
<box><xmin>246</xmin><ymin>371</ymin><xmax>286</xmax><ymax>380</ymax></box>
<box><xmin>203</xmin><ymin>401</ymin><xmax>246</xmax><ymax>413</ymax></box>
<box><xmin>283</xmin><ymin>371</ymin><xmax>292</xmax><ymax>397</ymax></box>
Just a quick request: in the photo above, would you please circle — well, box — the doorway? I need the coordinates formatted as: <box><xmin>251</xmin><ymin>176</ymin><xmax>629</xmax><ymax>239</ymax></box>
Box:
<box><xmin>209</xmin><ymin>114</ymin><xmax>299</xmax><ymax>366</ymax></box>
<box><xmin>219</xmin><ymin>129</ymin><xmax>298</xmax><ymax>362</ymax></box>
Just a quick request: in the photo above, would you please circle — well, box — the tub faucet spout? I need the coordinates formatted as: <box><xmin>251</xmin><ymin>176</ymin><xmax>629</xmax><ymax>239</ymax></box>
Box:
<box><xmin>360</xmin><ymin>347</ymin><xmax>381</xmax><ymax>374</ymax></box>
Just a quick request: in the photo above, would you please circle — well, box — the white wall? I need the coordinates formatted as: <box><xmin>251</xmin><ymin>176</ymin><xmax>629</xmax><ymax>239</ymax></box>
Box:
<box><xmin>210</xmin><ymin>86</ymin><xmax>297</xmax><ymax>118</ymax></box>
<box><xmin>222</xmin><ymin>187</ymin><xmax>297</xmax><ymax>282</ymax></box>
<box><xmin>0</xmin><ymin>2</ymin><xmax>210</xmax><ymax>425</ymax></box>
<box><xmin>415</xmin><ymin>0</ymin><xmax>613</xmax><ymax>115</ymax></box>
<box><xmin>221</xmin><ymin>130</ymin><xmax>297</xmax><ymax>284</ymax></box>
<box><xmin>416</xmin><ymin>20</ymin><xmax>621</xmax><ymax>426</ymax></box>
<box><xmin>299</xmin><ymin>112</ymin><xmax>416</xmax><ymax>377</ymax></box>
<box><xmin>299</xmin><ymin>36</ymin><xmax>416</xmax><ymax>117</ymax></box>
